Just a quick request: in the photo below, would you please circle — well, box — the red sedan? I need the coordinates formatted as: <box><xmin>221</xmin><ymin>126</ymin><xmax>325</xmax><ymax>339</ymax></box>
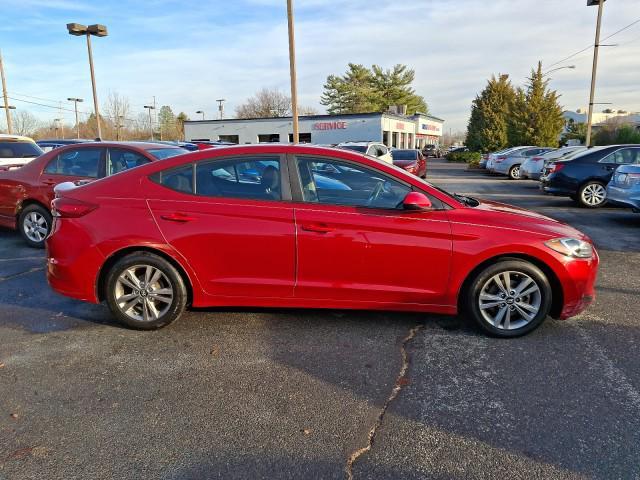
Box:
<box><xmin>0</xmin><ymin>141</ymin><xmax>187</xmax><ymax>247</ymax></box>
<box><xmin>391</xmin><ymin>149</ymin><xmax>427</xmax><ymax>178</ymax></box>
<box><xmin>46</xmin><ymin>144</ymin><xmax>599</xmax><ymax>337</ymax></box>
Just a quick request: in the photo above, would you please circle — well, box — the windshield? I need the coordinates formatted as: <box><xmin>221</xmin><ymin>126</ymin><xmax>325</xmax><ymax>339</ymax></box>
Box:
<box><xmin>147</xmin><ymin>148</ymin><xmax>189</xmax><ymax>160</ymax></box>
<box><xmin>391</xmin><ymin>150</ymin><xmax>418</xmax><ymax>160</ymax></box>
<box><xmin>0</xmin><ymin>141</ymin><xmax>43</xmax><ymax>158</ymax></box>
<box><xmin>339</xmin><ymin>145</ymin><xmax>367</xmax><ymax>153</ymax></box>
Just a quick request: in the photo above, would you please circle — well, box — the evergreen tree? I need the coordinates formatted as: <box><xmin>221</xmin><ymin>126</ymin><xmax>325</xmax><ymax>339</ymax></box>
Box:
<box><xmin>320</xmin><ymin>63</ymin><xmax>427</xmax><ymax>115</ymax></box>
<box><xmin>466</xmin><ymin>74</ymin><xmax>515</xmax><ymax>152</ymax></box>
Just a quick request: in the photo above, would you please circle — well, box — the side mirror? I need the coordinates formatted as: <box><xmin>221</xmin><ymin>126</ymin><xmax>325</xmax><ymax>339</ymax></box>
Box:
<box><xmin>403</xmin><ymin>191</ymin><xmax>432</xmax><ymax>211</ymax></box>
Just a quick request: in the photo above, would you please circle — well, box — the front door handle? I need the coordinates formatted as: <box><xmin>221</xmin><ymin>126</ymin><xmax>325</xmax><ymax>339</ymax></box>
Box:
<box><xmin>42</xmin><ymin>180</ymin><xmax>57</xmax><ymax>186</ymax></box>
<box><xmin>161</xmin><ymin>213</ymin><xmax>197</xmax><ymax>223</ymax></box>
<box><xmin>301</xmin><ymin>223</ymin><xmax>334</xmax><ymax>233</ymax></box>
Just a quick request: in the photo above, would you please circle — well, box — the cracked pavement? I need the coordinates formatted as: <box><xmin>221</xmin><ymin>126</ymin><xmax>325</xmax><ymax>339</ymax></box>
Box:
<box><xmin>1</xmin><ymin>159</ymin><xmax>639</xmax><ymax>479</ymax></box>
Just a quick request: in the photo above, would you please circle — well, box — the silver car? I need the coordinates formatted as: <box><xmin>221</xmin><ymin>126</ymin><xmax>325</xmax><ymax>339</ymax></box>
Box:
<box><xmin>521</xmin><ymin>146</ymin><xmax>587</xmax><ymax>180</ymax></box>
<box><xmin>493</xmin><ymin>147</ymin><xmax>556</xmax><ymax>179</ymax></box>
<box><xmin>607</xmin><ymin>164</ymin><xmax>640</xmax><ymax>212</ymax></box>
<box><xmin>486</xmin><ymin>146</ymin><xmax>534</xmax><ymax>172</ymax></box>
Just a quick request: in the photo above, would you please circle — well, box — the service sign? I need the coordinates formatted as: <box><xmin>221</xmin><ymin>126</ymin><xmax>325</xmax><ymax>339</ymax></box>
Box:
<box><xmin>312</xmin><ymin>121</ymin><xmax>347</xmax><ymax>130</ymax></box>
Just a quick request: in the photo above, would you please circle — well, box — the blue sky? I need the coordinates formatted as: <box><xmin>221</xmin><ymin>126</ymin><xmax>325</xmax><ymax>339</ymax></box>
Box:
<box><xmin>1</xmin><ymin>0</ymin><xmax>639</xmax><ymax>132</ymax></box>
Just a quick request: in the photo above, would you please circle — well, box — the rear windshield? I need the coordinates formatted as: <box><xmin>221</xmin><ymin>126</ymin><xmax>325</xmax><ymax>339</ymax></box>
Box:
<box><xmin>339</xmin><ymin>145</ymin><xmax>367</xmax><ymax>153</ymax></box>
<box><xmin>0</xmin><ymin>141</ymin><xmax>43</xmax><ymax>158</ymax></box>
<box><xmin>391</xmin><ymin>150</ymin><xmax>418</xmax><ymax>160</ymax></box>
<box><xmin>146</xmin><ymin>148</ymin><xmax>189</xmax><ymax>160</ymax></box>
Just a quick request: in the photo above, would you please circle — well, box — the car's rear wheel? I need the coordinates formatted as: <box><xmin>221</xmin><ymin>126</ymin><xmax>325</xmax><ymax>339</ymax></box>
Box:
<box><xmin>105</xmin><ymin>252</ymin><xmax>187</xmax><ymax>330</ymax></box>
<box><xmin>508</xmin><ymin>164</ymin><xmax>521</xmax><ymax>180</ymax></box>
<box><xmin>464</xmin><ymin>259</ymin><xmax>552</xmax><ymax>337</ymax></box>
<box><xmin>577</xmin><ymin>182</ymin><xmax>607</xmax><ymax>208</ymax></box>
<box><xmin>18</xmin><ymin>204</ymin><xmax>52</xmax><ymax>248</ymax></box>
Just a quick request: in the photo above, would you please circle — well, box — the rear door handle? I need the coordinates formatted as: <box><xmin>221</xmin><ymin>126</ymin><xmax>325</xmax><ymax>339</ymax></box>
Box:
<box><xmin>301</xmin><ymin>223</ymin><xmax>334</xmax><ymax>233</ymax></box>
<box><xmin>160</xmin><ymin>213</ymin><xmax>197</xmax><ymax>223</ymax></box>
<box><xmin>42</xmin><ymin>180</ymin><xmax>57</xmax><ymax>186</ymax></box>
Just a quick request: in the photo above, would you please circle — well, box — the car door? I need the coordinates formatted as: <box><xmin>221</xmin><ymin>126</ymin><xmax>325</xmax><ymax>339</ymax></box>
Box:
<box><xmin>291</xmin><ymin>155</ymin><xmax>452</xmax><ymax>305</ymax></box>
<box><xmin>147</xmin><ymin>155</ymin><xmax>296</xmax><ymax>298</ymax></box>
<box><xmin>39</xmin><ymin>146</ymin><xmax>106</xmax><ymax>207</ymax></box>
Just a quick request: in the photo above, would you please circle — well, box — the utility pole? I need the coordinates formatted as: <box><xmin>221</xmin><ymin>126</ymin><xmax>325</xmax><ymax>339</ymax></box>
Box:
<box><xmin>586</xmin><ymin>0</ymin><xmax>606</xmax><ymax>147</ymax></box>
<box><xmin>0</xmin><ymin>50</ymin><xmax>13</xmax><ymax>134</ymax></box>
<box><xmin>286</xmin><ymin>0</ymin><xmax>299</xmax><ymax>143</ymax></box>
<box><xmin>216</xmin><ymin>99</ymin><xmax>225</xmax><ymax>120</ymax></box>
<box><xmin>116</xmin><ymin>115</ymin><xmax>124</xmax><ymax>141</ymax></box>
<box><xmin>68</xmin><ymin>97</ymin><xmax>83</xmax><ymax>139</ymax></box>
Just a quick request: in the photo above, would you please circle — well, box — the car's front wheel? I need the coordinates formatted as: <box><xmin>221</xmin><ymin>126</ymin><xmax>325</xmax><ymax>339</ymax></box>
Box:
<box><xmin>105</xmin><ymin>252</ymin><xmax>187</xmax><ymax>330</ymax></box>
<box><xmin>577</xmin><ymin>181</ymin><xmax>607</xmax><ymax>208</ymax></box>
<box><xmin>508</xmin><ymin>164</ymin><xmax>521</xmax><ymax>180</ymax></box>
<box><xmin>18</xmin><ymin>204</ymin><xmax>52</xmax><ymax>248</ymax></box>
<box><xmin>464</xmin><ymin>259</ymin><xmax>552</xmax><ymax>337</ymax></box>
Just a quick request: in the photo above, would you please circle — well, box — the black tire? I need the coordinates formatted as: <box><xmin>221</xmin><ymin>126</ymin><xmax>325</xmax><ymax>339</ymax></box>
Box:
<box><xmin>104</xmin><ymin>252</ymin><xmax>188</xmax><ymax>330</ymax></box>
<box><xmin>463</xmin><ymin>259</ymin><xmax>552</xmax><ymax>338</ymax></box>
<box><xmin>18</xmin><ymin>204</ymin><xmax>52</xmax><ymax>249</ymax></box>
<box><xmin>508</xmin><ymin>164</ymin><xmax>521</xmax><ymax>180</ymax></box>
<box><xmin>576</xmin><ymin>181</ymin><xmax>607</xmax><ymax>208</ymax></box>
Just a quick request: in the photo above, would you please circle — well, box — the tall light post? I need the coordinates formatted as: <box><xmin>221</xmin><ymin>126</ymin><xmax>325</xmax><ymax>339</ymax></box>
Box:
<box><xmin>586</xmin><ymin>0</ymin><xmax>606</xmax><ymax>146</ymax></box>
<box><xmin>196</xmin><ymin>110</ymin><xmax>205</xmax><ymax>120</ymax></box>
<box><xmin>286</xmin><ymin>0</ymin><xmax>299</xmax><ymax>143</ymax></box>
<box><xmin>67</xmin><ymin>23</ymin><xmax>107</xmax><ymax>140</ymax></box>
<box><xmin>543</xmin><ymin>65</ymin><xmax>576</xmax><ymax>77</ymax></box>
<box><xmin>0</xmin><ymin>50</ymin><xmax>13</xmax><ymax>134</ymax></box>
<box><xmin>216</xmin><ymin>99</ymin><xmax>226</xmax><ymax>120</ymax></box>
<box><xmin>67</xmin><ymin>97</ymin><xmax>83</xmax><ymax>139</ymax></box>
<box><xmin>143</xmin><ymin>105</ymin><xmax>155</xmax><ymax>140</ymax></box>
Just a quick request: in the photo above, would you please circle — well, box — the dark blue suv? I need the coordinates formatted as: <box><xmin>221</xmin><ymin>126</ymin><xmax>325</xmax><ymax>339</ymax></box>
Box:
<box><xmin>540</xmin><ymin>145</ymin><xmax>640</xmax><ymax>207</ymax></box>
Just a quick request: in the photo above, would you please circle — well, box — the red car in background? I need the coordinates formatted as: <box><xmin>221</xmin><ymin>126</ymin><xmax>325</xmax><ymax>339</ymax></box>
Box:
<box><xmin>46</xmin><ymin>144</ymin><xmax>598</xmax><ymax>338</ymax></box>
<box><xmin>391</xmin><ymin>149</ymin><xmax>427</xmax><ymax>178</ymax></box>
<box><xmin>0</xmin><ymin>141</ymin><xmax>187</xmax><ymax>247</ymax></box>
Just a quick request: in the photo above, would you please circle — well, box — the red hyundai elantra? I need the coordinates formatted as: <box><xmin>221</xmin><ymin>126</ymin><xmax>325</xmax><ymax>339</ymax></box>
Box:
<box><xmin>46</xmin><ymin>144</ymin><xmax>599</xmax><ymax>337</ymax></box>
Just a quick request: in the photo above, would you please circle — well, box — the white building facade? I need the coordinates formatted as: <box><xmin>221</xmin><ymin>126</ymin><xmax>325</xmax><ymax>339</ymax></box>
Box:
<box><xmin>184</xmin><ymin>112</ymin><xmax>444</xmax><ymax>149</ymax></box>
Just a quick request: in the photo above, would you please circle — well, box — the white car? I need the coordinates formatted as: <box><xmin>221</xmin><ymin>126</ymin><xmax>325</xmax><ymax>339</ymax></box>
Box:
<box><xmin>337</xmin><ymin>142</ymin><xmax>393</xmax><ymax>164</ymax></box>
<box><xmin>0</xmin><ymin>134</ymin><xmax>43</xmax><ymax>167</ymax></box>
<box><xmin>520</xmin><ymin>146</ymin><xmax>587</xmax><ymax>180</ymax></box>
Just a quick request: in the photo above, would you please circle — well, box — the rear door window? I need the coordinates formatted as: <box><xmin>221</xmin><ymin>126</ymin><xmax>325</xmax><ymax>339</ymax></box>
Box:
<box><xmin>44</xmin><ymin>147</ymin><xmax>104</xmax><ymax>177</ymax></box>
<box><xmin>107</xmin><ymin>148</ymin><xmax>150</xmax><ymax>175</ymax></box>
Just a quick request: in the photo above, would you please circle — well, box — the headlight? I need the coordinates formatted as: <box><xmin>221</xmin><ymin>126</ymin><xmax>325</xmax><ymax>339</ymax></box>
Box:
<box><xmin>545</xmin><ymin>238</ymin><xmax>593</xmax><ymax>259</ymax></box>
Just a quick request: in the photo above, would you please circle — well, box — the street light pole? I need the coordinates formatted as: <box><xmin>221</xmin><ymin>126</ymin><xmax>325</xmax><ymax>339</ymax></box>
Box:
<box><xmin>216</xmin><ymin>99</ymin><xmax>225</xmax><ymax>120</ymax></box>
<box><xmin>286</xmin><ymin>0</ymin><xmax>299</xmax><ymax>144</ymax></box>
<box><xmin>67</xmin><ymin>23</ymin><xmax>107</xmax><ymax>140</ymax></box>
<box><xmin>0</xmin><ymin>50</ymin><xmax>13</xmax><ymax>134</ymax></box>
<box><xmin>67</xmin><ymin>97</ymin><xmax>83</xmax><ymax>139</ymax></box>
<box><xmin>543</xmin><ymin>65</ymin><xmax>576</xmax><ymax>77</ymax></box>
<box><xmin>144</xmin><ymin>105</ymin><xmax>155</xmax><ymax>140</ymax></box>
<box><xmin>196</xmin><ymin>110</ymin><xmax>205</xmax><ymax>120</ymax></box>
<box><xmin>586</xmin><ymin>0</ymin><xmax>606</xmax><ymax>147</ymax></box>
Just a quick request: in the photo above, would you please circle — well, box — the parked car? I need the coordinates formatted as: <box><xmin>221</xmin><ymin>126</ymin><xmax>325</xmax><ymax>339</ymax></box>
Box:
<box><xmin>492</xmin><ymin>147</ymin><xmax>556</xmax><ymax>179</ymax></box>
<box><xmin>540</xmin><ymin>145</ymin><xmax>640</xmax><ymax>208</ymax></box>
<box><xmin>391</xmin><ymin>149</ymin><xmax>426</xmax><ymax>178</ymax></box>
<box><xmin>422</xmin><ymin>144</ymin><xmax>441</xmax><ymax>158</ymax></box>
<box><xmin>0</xmin><ymin>134</ymin><xmax>43</xmax><ymax>167</ymax></box>
<box><xmin>36</xmin><ymin>139</ymin><xmax>91</xmax><ymax>153</ymax></box>
<box><xmin>0</xmin><ymin>141</ymin><xmax>188</xmax><ymax>248</ymax></box>
<box><xmin>46</xmin><ymin>144</ymin><xmax>598</xmax><ymax>338</ymax></box>
<box><xmin>337</xmin><ymin>142</ymin><xmax>393</xmax><ymax>163</ymax></box>
<box><xmin>606</xmin><ymin>164</ymin><xmax>640</xmax><ymax>212</ymax></box>
<box><xmin>521</xmin><ymin>146</ymin><xmax>587</xmax><ymax>180</ymax></box>
<box><xmin>485</xmin><ymin>147</ymin><xmax>533</xmax><ymax>171</ymax></box>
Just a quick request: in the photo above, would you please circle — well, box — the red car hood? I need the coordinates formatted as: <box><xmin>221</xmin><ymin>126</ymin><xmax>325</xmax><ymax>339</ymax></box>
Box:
<box><xmin>470</xmin><ymin>198</ymin><xmax>591</xmax><ymax>241</ymax></box>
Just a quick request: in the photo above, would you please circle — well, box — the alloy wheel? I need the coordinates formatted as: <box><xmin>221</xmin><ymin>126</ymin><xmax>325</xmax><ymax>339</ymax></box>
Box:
<box><xmin>510</xmin><ymin>165</ymin><xmax>521</xmax><ymax>179</ymax></box>
<box><xmin>114</xmin><ymin>265</ymin><xmax>174</xmax><ymax>322</ymax></box>
<box><xmin>581</xmin><ymin>183</ymin><xmax>606</xmax><ymax>207</ymax></box>
<box><xmin>22</xmin><ymin>211</ymin><xmax>49</xmax><ymax>243</ymax></box>
<box><xmin>478</xmin><ymin>271</ymin><xmax>542</xmax><ymax>330</ymax></box>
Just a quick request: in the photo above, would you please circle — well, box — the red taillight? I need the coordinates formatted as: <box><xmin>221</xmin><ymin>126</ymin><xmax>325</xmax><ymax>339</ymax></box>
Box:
<box><xmin>51</xmin><ymin>197</ymin><xmax>97</xmax><ymax>218</ymax></box>
<box><xmin>549</xmin><ymin>163</ymin><xmax>565</xmax><ymax>174</ymax></box>
<box><xmin>495</xmin><ymin>156</ymin><xmax>506</xmax><ymax>163</ymax></box>
<box><xmin>531</xmin><ymin>157</ymin><xmax>542</xmax><ymax>162</ymax></box>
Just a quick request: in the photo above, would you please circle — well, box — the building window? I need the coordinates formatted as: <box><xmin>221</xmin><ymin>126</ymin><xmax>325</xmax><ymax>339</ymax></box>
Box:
<box><xmin>218</xmin><ymin>135</ymin><xmax>239</xmax><ymax>144</ymax></box>
<box><xmin>288</xmin><ymin>133</ymin><xmax>312</xmax><ymax>143</ymax></box>
<box><xmin>383</xmin><ymin>131</ymin><xmax>389</xmax><ymax>146</ymax></box>
<box><xmin>258</xmin><ymin>134</ymin><xmax>281</xmax><ymax>143</ymax></box>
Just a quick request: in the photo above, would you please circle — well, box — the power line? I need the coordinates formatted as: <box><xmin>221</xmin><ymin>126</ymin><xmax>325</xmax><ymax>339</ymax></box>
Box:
<box><xmin>546</xmin><ymin>17</ymin><xmax>640</xmax><ymax>68</ymax></box>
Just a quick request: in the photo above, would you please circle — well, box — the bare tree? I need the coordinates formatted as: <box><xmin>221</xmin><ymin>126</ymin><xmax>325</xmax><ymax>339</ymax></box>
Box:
<box><xmin>235</xmin><ymin>88</ymin><xmax>292</xmax><ymax>118</ymax></box>
<box><xmin>103</xmin><ymin>91</ymin><xmax>131</xmax><ymax>140</ymax></box>
<box><xmin>11</xmin><ymin>111</ymin><xmax>41</xmax><ymax>137</ymax></box>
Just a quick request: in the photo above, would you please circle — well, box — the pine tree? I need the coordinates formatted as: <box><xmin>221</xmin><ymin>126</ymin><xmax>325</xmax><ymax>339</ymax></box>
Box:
<box><xmin>466</xmin><ymin>74</ymin><xmax>515</xmax><ymax>152</ymax></box>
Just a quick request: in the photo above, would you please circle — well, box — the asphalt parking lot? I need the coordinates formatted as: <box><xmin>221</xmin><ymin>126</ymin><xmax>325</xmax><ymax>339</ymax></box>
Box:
<box><xmin>1</xmin><ymin>159</ymin><xmax>639</xmax><ymax>480</ymax></box>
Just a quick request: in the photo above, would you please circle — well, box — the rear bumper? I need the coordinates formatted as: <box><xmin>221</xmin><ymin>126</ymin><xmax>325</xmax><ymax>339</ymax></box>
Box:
<box><xmin>606</xmin><ymin>186</ymin><xmax>640</xmax><ymax>210</ymax></box>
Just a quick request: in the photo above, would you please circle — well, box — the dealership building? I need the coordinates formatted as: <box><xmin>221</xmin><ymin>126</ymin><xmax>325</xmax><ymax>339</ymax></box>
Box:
<box><xmin>184</xmin><ymin>112</ymin><xmax>444</xmax><ymax>149</ymax></box>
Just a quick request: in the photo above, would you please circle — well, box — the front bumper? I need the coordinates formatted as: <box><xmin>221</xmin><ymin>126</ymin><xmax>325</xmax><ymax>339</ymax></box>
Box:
<box><xmin>557</xmin><ymin>249</ymin><xmax>600</xmax><ymax>320</ymax></box>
